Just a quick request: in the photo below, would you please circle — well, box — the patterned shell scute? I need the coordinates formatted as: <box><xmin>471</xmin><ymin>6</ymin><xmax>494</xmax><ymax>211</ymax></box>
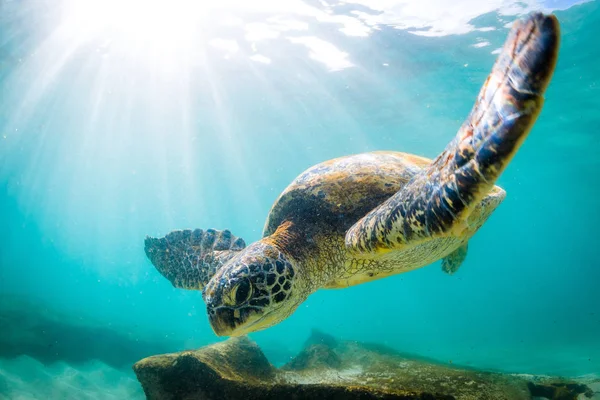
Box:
<box><xmin>263</xmin><ymin>152</ymin><xmax>431</xmax><ymax>238</ymax></box>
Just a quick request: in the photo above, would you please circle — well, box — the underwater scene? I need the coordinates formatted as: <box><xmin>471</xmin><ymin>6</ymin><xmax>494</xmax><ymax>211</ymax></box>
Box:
<box><xmin>1</xmin><ymin>0</ymin><xmax>599</xmax><ymax>398</ymax></box>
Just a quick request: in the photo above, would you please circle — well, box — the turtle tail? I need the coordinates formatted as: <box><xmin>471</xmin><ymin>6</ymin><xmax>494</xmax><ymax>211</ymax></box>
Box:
<box><xmin>346</xmin><ymin>13</ymin><xmax>560</xmax><ymax>253</ymax></box>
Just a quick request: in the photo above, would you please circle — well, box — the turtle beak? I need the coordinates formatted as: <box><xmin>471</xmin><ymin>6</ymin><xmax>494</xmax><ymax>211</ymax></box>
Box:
<box><xmin>208</xmin><ymin>308</ymin><xmax>236</xmax><ymax>336</ymax></box>
<box><xmin>207</xmin><ymin>305</ymin><xmax>264</xmax><ymax>337</ymax></box>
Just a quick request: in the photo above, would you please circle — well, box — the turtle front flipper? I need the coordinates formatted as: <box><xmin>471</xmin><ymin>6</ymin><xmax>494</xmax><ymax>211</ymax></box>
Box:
<box><xmin>144</xmin><ymin>229</ymin><xmax>246</xmax><ymax>290</ymax></box>
<box><xmin>346</xmin><ymin>13</ymin><xmax>559</xmax><ymax>255</ymax></box>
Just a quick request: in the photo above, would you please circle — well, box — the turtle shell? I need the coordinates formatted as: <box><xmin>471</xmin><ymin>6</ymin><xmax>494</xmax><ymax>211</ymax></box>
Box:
<box><xmin>262</xmin><ymin>151</ymin><xmax>431</xmax><ymax>239</ymax></box>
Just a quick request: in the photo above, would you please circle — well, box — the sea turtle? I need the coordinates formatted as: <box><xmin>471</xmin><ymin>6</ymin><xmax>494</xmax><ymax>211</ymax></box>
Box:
<box><xmin>144</xmin><ymin>13</ymin><xmax>559</xmax><ymax>337</ymax></box>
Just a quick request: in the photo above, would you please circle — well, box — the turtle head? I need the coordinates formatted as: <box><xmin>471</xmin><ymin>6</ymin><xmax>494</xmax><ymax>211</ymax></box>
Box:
<box><xmin>202</xmin><ymin>241</ymin><xmax>303</xmax><ymax>336</ymax></box>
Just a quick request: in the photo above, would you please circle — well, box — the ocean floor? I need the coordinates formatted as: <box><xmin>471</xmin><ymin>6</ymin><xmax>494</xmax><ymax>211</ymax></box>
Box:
<box><xmin>0</xmin><ymin>295</ymin><xmax>168</xmax><ymax>399</ymax></box>
<box><xmin>0</xmin><ymin>356</ymin><xmax>143</xmax><ymax>400</ymax></box>
<box><xmin>1</xmin><ymin>294</ymin><xmax>598</xmax><ymax>399</ymax></box>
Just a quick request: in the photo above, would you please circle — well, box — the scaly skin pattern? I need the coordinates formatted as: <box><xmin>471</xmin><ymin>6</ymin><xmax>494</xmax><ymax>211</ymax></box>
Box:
<box><xmin>144</xmin><ymin>229</ymin><xmax>246</xmax><ymax>290</ymax></box>
<box><xmin>202</xmin><ymin>240</ymin><xmax>303</xmax><ymax>336</ymax></box>
<box><xmin>345</xmin><ymin>13</ymin><xmax>559</xmax><ymax>254</ymax></box>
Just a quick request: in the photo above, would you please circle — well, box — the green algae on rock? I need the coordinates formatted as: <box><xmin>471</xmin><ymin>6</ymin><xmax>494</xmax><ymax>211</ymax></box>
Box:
<box><xmin>133</xmin><ymin>331</ymin><xmax>596</xmax><ymax>400</ymax></box>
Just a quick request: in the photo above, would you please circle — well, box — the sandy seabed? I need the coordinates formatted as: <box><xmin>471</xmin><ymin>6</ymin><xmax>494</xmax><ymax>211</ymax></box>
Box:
<box><xmin>0</xmin><ymin>356</ymin><xmax>143</xmax><ymax>400</ymax></box>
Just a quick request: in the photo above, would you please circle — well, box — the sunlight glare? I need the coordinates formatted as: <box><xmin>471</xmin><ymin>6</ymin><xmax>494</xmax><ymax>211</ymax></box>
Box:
<box><xmin>62</xmin><ymin>0</ymin><xmax>206</xmax><ymax>51</ymax></box>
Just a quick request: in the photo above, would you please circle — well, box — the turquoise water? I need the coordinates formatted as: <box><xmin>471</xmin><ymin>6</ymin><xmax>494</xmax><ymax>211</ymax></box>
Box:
<box><xmin>1</xmin><ymin>0</ymin><xmax>599</xmax><ymax>397</ymax></box>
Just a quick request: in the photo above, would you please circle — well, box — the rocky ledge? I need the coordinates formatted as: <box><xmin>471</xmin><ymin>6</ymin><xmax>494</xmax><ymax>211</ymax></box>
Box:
<box><xmin>133</xmin><ymin>330</ymin><xmax>598</xmax><ymax>400</ymax></box>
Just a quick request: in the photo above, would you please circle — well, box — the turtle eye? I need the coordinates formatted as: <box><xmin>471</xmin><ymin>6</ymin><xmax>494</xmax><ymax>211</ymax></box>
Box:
<box><xmin>225</xmin><ymin>279</ymin><xmax>252</xmax><ymax>305</ymax></box>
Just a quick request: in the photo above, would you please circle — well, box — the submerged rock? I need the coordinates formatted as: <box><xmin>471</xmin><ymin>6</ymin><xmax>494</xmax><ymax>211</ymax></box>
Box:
<box><xmin>133</xmin><ymin>331</ymin><xmax>597</xmax><ymax>400</ymax></box>
<box><xmin>527</xmin><ymin>381</ymin><xmax>594</xmax><ymax>399</ymax></box>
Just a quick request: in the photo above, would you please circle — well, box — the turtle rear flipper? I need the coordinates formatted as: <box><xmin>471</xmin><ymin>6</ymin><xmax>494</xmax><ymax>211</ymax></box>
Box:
<box><xmin>346</xmin><ymin>13</ymin><xmax>559</xmax><ymax>254</ymax></box>
<box><xmin>145</xmin><ymin>229</ymin><xmax>246</xmax><ymax>290</ymax></box>
<box><xmin>441</xmin><ymin>243</ymin><xmax>468</xmax><ymax>275</ymax></box>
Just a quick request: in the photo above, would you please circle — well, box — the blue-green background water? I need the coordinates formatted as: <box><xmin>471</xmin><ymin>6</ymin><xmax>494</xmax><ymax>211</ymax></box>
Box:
<box><xmin>1</xmin><ymin>0</ymin><xmax>599</xmax><ymax>396</ymax></box>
